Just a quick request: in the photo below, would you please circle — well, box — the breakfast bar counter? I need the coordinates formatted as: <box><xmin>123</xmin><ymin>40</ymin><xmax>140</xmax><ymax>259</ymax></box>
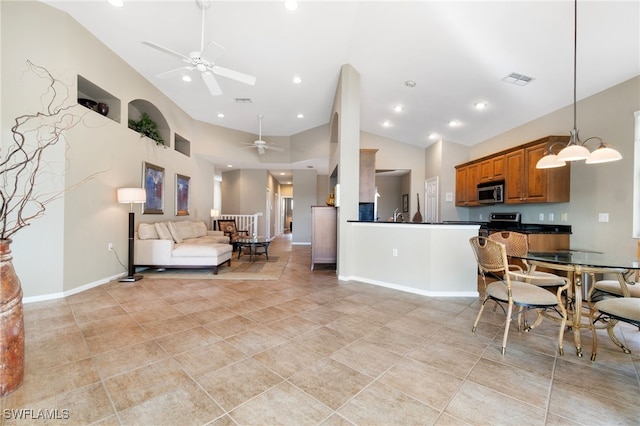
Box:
<box><xmin>343</xmin><ymin>221</ymin><xmax>479</xmax><ymax>297</ymax></box>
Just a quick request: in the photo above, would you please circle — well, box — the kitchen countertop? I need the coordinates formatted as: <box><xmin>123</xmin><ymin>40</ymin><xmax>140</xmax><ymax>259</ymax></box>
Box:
<box><xmin>347</xmin><ymin>220</ymin><xmax>571</xmax><ymax>234</ymax></box>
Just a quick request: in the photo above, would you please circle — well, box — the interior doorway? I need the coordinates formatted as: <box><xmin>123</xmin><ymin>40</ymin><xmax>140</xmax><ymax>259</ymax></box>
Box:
<box><xmin>425</xmin><ymin>177</ymin><xmax>439</xmax><ymax>222</ymax></box>
<box><xmin>281</xmin><ymin>196</ymin><xmax>293</xmax><ymax>233</ymax></box>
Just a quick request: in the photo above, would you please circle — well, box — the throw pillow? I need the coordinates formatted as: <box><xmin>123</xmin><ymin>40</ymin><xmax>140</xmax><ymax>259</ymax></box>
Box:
<box><xmin>155</xmin><ymin>222</ymin><xmax>173</xmax><ymax>240</ymax></box>
<box><xmin>166</xmin><ymin>222</ymin><xmax>184</xmax><ymax>244</ymax></box>
<box><xmin>138</xmin><ymin>223</ymin><xmax>159</xmax><ymax>240</ymax></box>
<box><xmin>191</xmin><ymin>221</ymin><xmax>208</xmax><ymax>238</ymax></box>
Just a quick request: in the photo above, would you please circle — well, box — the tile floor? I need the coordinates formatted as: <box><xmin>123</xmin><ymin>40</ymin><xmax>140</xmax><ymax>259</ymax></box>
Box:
<box><xmin>2</xmin><ymin>233</ymin><xmax>640</xmax><ymax>425</ymax></box>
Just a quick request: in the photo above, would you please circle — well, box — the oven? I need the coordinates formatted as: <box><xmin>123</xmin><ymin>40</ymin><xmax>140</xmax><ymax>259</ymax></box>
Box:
<box><xmin>487</xmin><ymin>212</ymin><xmax>521</xmax><ymax>233</ymax></box>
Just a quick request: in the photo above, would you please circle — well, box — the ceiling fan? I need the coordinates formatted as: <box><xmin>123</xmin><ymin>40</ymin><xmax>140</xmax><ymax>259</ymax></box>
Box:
<box><xmin>141</xmin><ymin>0</ymin><xmax>256</xmax><ymax>96</ymax></box>
<box><xmin>242</xmin><ymin>115</ymin><xmax>284</xmax><ymax>155</ymax></box>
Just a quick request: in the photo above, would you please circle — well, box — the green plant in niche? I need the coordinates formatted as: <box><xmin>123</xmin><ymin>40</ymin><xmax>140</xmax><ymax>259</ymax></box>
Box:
<box><xmin>128</xmin><ymin>112</ymin><xmax>165</xmax><ymax>146</ymax></box>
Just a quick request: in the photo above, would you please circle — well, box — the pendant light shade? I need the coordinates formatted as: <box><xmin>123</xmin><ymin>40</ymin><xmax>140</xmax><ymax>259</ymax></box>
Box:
<box><xmin>536</xmin><ymin>154</ymin><xmax>566</xmax><ymax>169</ymax></box>
<box><xmin>586</xmin><ymin>144</ymin><xmax>623</xmax><ymax>164</ymax></box>
<box><xmin>535</xmin><ymin>0</ymin><xmax>622</xmax><ymax>169</ymax></box>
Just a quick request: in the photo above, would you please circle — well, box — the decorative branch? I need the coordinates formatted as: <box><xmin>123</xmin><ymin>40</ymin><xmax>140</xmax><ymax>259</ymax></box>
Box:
<box><xmin>0</xmin><ymin>61</ymin><xmax>98</xmax><ymax>240</ymax></box>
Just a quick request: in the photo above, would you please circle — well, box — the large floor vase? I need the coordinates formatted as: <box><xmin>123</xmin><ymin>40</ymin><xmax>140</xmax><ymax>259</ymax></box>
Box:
<box><xmin>0</xmin><ymin>239</ymin><xmax>25</xmax><ymax>396</ymax></box>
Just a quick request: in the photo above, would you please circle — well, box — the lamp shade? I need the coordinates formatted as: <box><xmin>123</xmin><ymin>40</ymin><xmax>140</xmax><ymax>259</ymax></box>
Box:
<box><xmin>536</xmin><ymin>154</ymin><xmax>566</xmax><ymax>169</ymax></box>
<box><xmin>557</xmin><ymin>144</ymin><xmax>591</xmax><ymax>162</ymax></box>
<box><xmin>585</xmin><ymin>146</ymin><xmax>623</xmax><ymax>164</ymax></box>
<box><xmin>117</xmin><ymin>188</ymin><xmax>146</xmax><ymax>204</ymax></box>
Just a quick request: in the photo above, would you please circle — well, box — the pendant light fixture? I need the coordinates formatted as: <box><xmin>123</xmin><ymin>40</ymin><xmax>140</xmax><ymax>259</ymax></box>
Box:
<box><xmin>536</xmin><ymin>0</ymin><xmax>622</xmax><ymax>169</ymax></box>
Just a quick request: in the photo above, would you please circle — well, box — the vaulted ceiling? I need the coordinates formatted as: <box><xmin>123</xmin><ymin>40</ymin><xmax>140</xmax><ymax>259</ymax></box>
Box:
<box><xmin>42</xmin><ymin>0</ymin><xmax>639</xmax><ymax>178</ymax></box>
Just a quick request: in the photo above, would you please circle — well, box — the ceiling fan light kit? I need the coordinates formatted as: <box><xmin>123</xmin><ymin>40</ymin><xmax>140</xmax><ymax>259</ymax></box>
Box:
<box><xmin>242</xmin><ymin>115</ymin><xmax>284</xmax><ymax>155</ymax></box>
<box><xmin>142</xmin><ymin>0</ymin><xmax>256</xmax><ymax>97</ymax></box>
<box><xmin>536</xmin><ymin>0</ymin><xmax>622</xmax><ymax>169</ymax></box>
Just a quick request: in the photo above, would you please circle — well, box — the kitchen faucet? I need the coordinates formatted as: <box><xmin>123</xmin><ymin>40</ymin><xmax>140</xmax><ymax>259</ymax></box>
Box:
<box><xmin>393</xmin><ymin>209</ymin><xmax>403</xmax><ymax>222</ymax></box>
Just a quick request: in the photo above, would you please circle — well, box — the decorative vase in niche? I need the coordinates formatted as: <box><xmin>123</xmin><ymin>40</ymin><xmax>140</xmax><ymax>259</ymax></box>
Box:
<box><xmin>96</xmin><ymin>102</ymin><xmax>109</xmax><ymax>116</ymax></box>
<box><xmin>0</xmin><ymin>239</ymin><xmax>25</xmax><ymax>396</ymax></box>
<box><xmin>326</xmin><ymin>192</ymin><xmax>335</xmax><ymax>206</ymax></box>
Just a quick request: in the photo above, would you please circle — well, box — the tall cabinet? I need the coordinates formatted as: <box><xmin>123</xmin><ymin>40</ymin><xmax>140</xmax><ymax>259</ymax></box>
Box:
<box><xmin>311</xmin><ymin>206</ymin><xmax>337</xmax><ymax>270</ymax></box>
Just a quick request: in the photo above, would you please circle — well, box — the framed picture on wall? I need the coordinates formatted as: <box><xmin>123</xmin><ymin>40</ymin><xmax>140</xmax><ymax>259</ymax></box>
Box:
<box><xmin>402</xmin><ymin>193</ymin><xmax>409</xmax><ymax>212</ymax></box>
<box><xmin>142</xmin><ymin>162</ymin><xmax>164</xmax><ymax>214</ymax></box>
<box><xmin>175</xmin><ymin>174</ymin><xmax>190</xmax><ymax>216</ymax></box>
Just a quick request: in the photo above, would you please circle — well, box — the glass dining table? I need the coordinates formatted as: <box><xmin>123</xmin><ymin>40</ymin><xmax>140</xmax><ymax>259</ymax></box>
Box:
<box><xmin>514</xmin><ymin>250</ymin><xmax>640</xmax><ymax>357</ymax></box>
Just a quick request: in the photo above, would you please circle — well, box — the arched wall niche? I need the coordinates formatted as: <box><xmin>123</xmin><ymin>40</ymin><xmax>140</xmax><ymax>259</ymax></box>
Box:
<box><xmin>127</xmin><ymin>99</ymin><xmax>171</xmax><ymax>147</ymax></box>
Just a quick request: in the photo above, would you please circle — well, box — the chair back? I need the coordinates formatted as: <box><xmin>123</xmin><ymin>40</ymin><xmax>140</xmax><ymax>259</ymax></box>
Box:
<box><xmin>488</xmin><ymin>231</ymin><xmax>528</xmax><ymax>258</ymax></box>
<box><xmin>217</xmin><ymin>219</ymin><xmax>239</xmax><ymax>236</ymax></box>
<box><xmin>469</xmin><ymin>236</ymin><xmax>510</xmax><ymax>279</ymax></box>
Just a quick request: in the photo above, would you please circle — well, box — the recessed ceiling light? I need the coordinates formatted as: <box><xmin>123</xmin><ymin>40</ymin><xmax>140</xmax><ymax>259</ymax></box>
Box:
<box><xmin>182</xmin><ymin>75</ymin><xmax>192</xmax><ymax>82</ymax></box>
<box><xmin>296</xmin><ymin>113</ymin><xmax>304</xmax><ymax>118</ymax></box>
<box><xmin>284</xmin><ymin>0</ymin><xmax>298</xmax><ymax>11</ymax></box>
<box><xmin>394</xmin><ymin>104</ymin><xmax>403</xmax><ymax>113</ymax></box>
<box><xmin>280</xmin><ymin>172</ymin><xmax>285</xmax><ymax>175</ymax></box>
<box><xmin>429</xmin><ymin>133</ymin><xmax>439</xmax><ymax>140</ymax></box>
<box><xmin>227</xmin><ymin>164</ymin><xmax>233</xmax><ymax>168</ymax></box>
<box><xmin>449</xmin><ymin>120</ymin><xmax>460</xmax><ymax>127</ymax></box>
<box><xmin>106</xmin><ymin>0</ymin><xmax>124</xmax><ymax>7</ymax></box>
<box><xmin>217</xmin><ymin>113</ymin><xmax>224</xmax><ymax>118</ymax></box>
<box><xmin>404</xmin><ymin>80</ymin><xmax>416</xmax><ymax>88</ymax></box>
<box><xmin>474</xmin><ymin>101</ymin><xmax>488</xmax><ymax>110</ymax></box>
<box><xmin>382</xmin><ymin>120</ymin><xmax>391</xmax><ymax>127</ymax></box>
<box><xmin>292</xmin><ymin>75</ymin><xmax>302</xmax><ymax>84</ymax></box>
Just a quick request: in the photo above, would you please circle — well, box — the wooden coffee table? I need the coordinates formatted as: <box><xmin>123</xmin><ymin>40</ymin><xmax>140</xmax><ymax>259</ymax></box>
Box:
<box><xmin>236</xmin><ymin>236</ymin><xmax>273</xmax><ymax>261</ymax></box>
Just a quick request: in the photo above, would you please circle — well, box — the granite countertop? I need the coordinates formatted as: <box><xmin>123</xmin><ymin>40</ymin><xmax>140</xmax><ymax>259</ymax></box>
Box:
<box><xmin>348</xmin><ymin>220</ymin><xmax>572</xmax><ymax>234</ymax></box>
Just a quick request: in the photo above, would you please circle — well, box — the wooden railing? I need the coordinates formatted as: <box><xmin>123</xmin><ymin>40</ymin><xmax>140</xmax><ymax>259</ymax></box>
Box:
<box><xmin>213</xmin><ymin>213</ymin><xmax>260</xmax><ymax>236</ymax></box>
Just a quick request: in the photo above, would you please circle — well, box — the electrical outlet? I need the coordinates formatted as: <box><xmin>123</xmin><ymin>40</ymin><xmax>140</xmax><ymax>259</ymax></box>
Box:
<box><xmin>539</xmin><ymin>213</ymin><xmax>544</xmax><ymax>221</ymax></box>
<box><xmin>392</xmin><ymin>248</ymin><xmax>398</xmax><ymax>257</ymax></box>
<box><xmin>598</xmin><ymin>213</ymin><xmax>609</xmax><ymax>223</ymax></box>
<box><xmin>108</xmin><ymin>242</ymin><xmax>113</xmax><ymax>251</ymax></box>
<box><xmin>561</xmin><ymin>213</ymin><xmax>568</xmax><ymax>221</ymax></box>
<box><xmin>548</xmin><ymin>213</ymin><xmax>554</xmax><ymax>222</ymax></box>
<box><xmin>479</xmin><ymin>213</ymin><xmax>483</xmax><ymax>221</ymax></box>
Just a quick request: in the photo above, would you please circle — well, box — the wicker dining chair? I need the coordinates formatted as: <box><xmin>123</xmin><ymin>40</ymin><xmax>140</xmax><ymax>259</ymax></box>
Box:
<box><xmin>590</xmin><ymin>297</ymin><xmax>640</xmax><ymax>361</ymax></box>
<box><xmin>470</xmin><ymin>236</ymin><xmax>570</xmax><ymax>355</ymax></box>
<box><xmin>488</xmin><ymin>231</ymin><xmax>567</xmax><ymax>287</ymax></box>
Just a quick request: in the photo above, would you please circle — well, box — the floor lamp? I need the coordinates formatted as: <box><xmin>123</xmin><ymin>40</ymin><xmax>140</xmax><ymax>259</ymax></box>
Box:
<box><xmin>117</xmin><ymin>187</ymin><xmax>146</xmax><ymax>282</ymax></box>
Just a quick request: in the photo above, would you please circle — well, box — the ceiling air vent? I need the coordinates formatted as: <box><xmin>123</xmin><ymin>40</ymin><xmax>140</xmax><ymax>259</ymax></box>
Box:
<box><xmin>502</xmin><ymin>72</ymin><xmax>534</xmax><ymax>86</ymax></box>
<box><xmin>235</xmin><ymin>98</ymin><xmax>253</xmax><ymax>103</ymax></box>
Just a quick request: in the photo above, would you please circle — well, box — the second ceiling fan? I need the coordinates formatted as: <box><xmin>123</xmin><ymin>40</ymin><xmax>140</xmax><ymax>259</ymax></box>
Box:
<box><xmin>142</xmin><ymin>0</ymin><xmax>255</xmax><ymax>96</ymax></box>
<box><xmin>242</xmin><ymin>115</ymin><xmax>284</xmax><ymax>155</ymax></box>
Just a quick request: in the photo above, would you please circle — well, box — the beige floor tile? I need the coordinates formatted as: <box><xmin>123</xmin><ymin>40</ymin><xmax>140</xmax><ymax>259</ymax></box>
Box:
<box><xmin>116</xmin><ymin>381</ymin><xmax>224</xmax><ymax>425</ymax></box>
<box><xmin>103</xmin><ymin>358</ymin><xmax>192</xmax><ymax>412</ymax></box>
<box><xmin>154</xmin><ymin>326</ymin><xmax>221</xmax><ymax>356</ymax></box>
<box><xmin>362</xmin><ymin>326</ymin><xmax>425</xmax><ymax>356</ymax></box>
<box><xmin>407</xmin><ymin>340</ymin><xmax>480</xmax><ymax>379</ymax></box>
<box><xmin>291</xmin><ymin>326</ymin><xmax>355</xmax><ymax>356</ymax></box>
<box><xmin>330</xmin><ymin>340</ymin><xmax>402</xmax><ymax>378</ymax></box>
<box><xmin>229</xmin><ymin>381</ymin><xmax>332</xmax><ymax>425</ymax></box>
<box><xmin>252</xmin><ymin>340</ymin><xmax>326</xmax><ymax>378</ymax></box>
<box><xmin>84</xmin><ymin>324</ymin><xmax>152</xmax><ymax>355</ymax></box>
<box><xmin>174</xmin><ymin>340</ymin><xmax>245</xmax><ymax>378</ymax></box>
<box><xmin>289</xmin><ymin>358</ymin><xmax>373</xmax><ymax>410</ymax></box>
<box><xmin>445</xmin><ymin>381</ymin><xmax>546</xmax><ymax>424</ymax></box>
<box><xmin>140</xmin><ymin>314</ymin><xmax>199</xmax><ymax>339</ymax></box>
<box><xmin>243</xmin><ymin>305</ymin><xmax>291</xmax><ymax>324</ymax></box>
<box><xmin>338</xmin><ymin>381</ymin><xmax>440</xmax><ymax>425</ymax></box>
<box><xmin>266</xmin><ymin>315</ymin><xmax>321</xmax><ymax>338</ymax></box>
<box><xmin>204</xmin><ymin>315</ymin><xmax>258</xmax><ymax>338</ymax></box>
<box><xmin>225</xmin><ymin>326</ymin><xmax>288</xmax><ymax>356</ymax></box>
<box><xmin>379</xmin><ymin>357</ymin><xmax>463</xmax><ymax>410</ymax></box>
<box><xmin>92</xmin><ymin>340</ymin><xmax>170</xmax><ymax>379</ymax></box>
<box><xmin>198</xmin><ymin>358</ymin><xmax>283</xmax><ymax>411</ymax></box>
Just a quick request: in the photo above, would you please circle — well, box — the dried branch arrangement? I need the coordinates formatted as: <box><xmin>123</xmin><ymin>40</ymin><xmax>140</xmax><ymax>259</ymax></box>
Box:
<box><xmin>1</xmin><ymin>61</ymin><xmax>91</xmax><ymax>240</ymax></box>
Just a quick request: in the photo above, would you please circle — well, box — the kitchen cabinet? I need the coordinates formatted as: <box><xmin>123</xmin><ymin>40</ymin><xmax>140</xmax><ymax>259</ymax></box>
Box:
<box><xmin>455</xmin><ymin>162</ymin><xmax>479</xmax><ymax>206</ymax></box>
<box><xmin>479</xmin><ymin>155</ymin><xmax>505</xmax><ymax>183</ymax></box>
<box><xmin>505</xmin><ymin>137</ymin><xmax>570</xmax><ymax>204</ymax></box>
<box><xmin>311</xmin><ymin>206</ymin><xmax>336</xmax><ymax>270</ymax></box>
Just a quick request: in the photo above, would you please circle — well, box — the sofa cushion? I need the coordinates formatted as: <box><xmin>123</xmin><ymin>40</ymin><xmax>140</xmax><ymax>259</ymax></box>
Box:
<box><xmin>172</xmin><ymin>242</ymin><xmax>233</xmax><ymax>258</ymax></box>
<box><xmin>191</xmin><ymin>221</ymin><xmax>208</xmax><ymax>238</ymax></box>
<box><xmin>138</xmin><ymin>223</ymin><xmax>159</xmax><ymax>240</ymax></box>
<box><xmin>167</xmin><ymin>221</ymin><xmax>198</xmax><ymax>243</ymax></box>
<box><xmin>155</xmin><ymin>222</ymin><xmax>173</xmax><ymax>240</ymax></box>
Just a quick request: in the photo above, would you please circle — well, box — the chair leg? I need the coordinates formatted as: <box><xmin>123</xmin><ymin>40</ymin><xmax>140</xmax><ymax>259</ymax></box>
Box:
<box><xmin>472</xmin><ymin>299</ymin><xmax>489</xmax><ymax>332</ymax></box>
<box><xmin>605</xmin><ymin>319</ymin><xmax>631</xmax><ymax>354</ymax></box>
<box><xmin>501</xmin><ymin>303</ymin><xmax>514</xmax><ymax>354</ymax></box>
<box><xmin>590</xmin><ymin>307</ymin><xmax>599</xmax><ymax>361</ymax></box>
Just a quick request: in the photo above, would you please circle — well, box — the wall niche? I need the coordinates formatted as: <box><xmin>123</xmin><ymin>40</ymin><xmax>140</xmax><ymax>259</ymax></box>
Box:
<box><xmin>77</xmin><ymin>75</ymin><xmax>120</xmax><ymax>123</ymax></box>
<box><xmin>127</xmin><ymin>99</ymin><xmax>170</xmax><ymax>147</ymax></box>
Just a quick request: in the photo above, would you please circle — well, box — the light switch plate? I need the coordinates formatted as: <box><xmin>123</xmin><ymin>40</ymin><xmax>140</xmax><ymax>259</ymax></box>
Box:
<box><xmin>598</xmin><ymin>213</ymin><xmax>609</xmax><ymax>222</ymax></box>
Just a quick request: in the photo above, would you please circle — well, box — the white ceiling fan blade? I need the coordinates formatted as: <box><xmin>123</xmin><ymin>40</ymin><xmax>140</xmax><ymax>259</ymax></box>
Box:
<box><xmin>142</xmin><ymin>41</ymin><xmax>191</xmax><ymax>62</ymax></box>
<box><xmin>212</xmin><ymin>66</ymin><xmax>256</xmax><ymax>86</ymax></box>
<box><xmin>201</xmin><ymin>71</ymin><xmax>222</xmax><ymax>96</ymax></box>
<box><xmin>156</xmin><ymin>66</ymin><xmax>194</xmax><ymax>79</ymax></box>
<box><xmin>264</xmin><ymin>145</ymin><xmax>284</xmax><ymax>152</ymax></box>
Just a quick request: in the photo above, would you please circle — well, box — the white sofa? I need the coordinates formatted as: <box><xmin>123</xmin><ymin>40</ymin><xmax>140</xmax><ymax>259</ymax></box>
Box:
<box><xmin>134</xmin><ymin>220</ymin><xmax>233</xmax><ymax>275</ymax></box>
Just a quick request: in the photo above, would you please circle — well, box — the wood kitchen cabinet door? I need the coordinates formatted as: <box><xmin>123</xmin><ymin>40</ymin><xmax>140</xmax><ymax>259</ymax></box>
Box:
<box><xmin>505</xmin><ymin>149</ymin><xmax>525</xmax><ymax>203</ymax></box>
<box><xmin>455</xmin><ymin>163</ymin><xmax>480</xmax><ymax>206</ymax></box>
<box><xmin>479</xmin><ymin>155</ymin><xmax>505</xmax><ymax>183</ymax></box>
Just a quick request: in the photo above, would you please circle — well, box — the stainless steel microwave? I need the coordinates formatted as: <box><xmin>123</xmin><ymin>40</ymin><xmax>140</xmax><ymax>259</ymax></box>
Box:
<box><xmin>477</xmin><ymin>181</ymin><xmax>504</xmax><ymax>204</ymax></box>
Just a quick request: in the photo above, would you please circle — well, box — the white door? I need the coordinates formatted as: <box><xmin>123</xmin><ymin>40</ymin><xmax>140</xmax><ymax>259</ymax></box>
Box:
<box><xmin>425</xmin><ymin>177</ymin><xmax>439</xmax><ymax>222</ymax></box>
<box><xmin>265</xmin><ymin>188</ymin><xmax>271</xmax><ymax>239</ymax></box>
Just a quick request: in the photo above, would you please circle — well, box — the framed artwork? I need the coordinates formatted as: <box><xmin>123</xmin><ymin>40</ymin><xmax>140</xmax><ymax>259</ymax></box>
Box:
<box><xmin>402</xmin><ymin>193</ymin><xmax>409</xmax><ymax>212</ymax></box>
<box><xmin>142</xmin><ymin>162</ymin><xmax>164</xmax><ymax>214</ymax></box>
<box><xmin>175</xmin><ymin>173</ymin><xmax>190</xmax><ymax>216</ymax></box>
